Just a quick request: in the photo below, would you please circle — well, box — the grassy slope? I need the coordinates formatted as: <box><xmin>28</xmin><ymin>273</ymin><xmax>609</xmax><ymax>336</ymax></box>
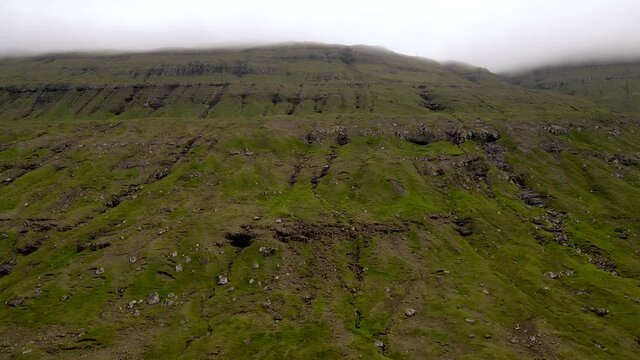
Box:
<box><xmin>508</xmin><ymin>62</ymin><xmax>640</xmax><ymax>113</ymax></box>
<box><xmin>0</xmin><ymin>45</ymin><xmax>639</xmax><ymax>359</ymax></box>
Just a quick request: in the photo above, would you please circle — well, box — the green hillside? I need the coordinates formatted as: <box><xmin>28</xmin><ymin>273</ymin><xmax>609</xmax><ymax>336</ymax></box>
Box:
<box><xmin>0</xmin><ymin>44</ymin><xmax>601</xmax><ymax>120</ymax></box>
<box><xmin>509</xmin><ymin>61</ymin><xmax>640</xmax><ymax>113</ymax></box>
<box><xmin>0</xmin><ymin>45</ymin><xmax>639</xmax><ymax>359</ymax></box>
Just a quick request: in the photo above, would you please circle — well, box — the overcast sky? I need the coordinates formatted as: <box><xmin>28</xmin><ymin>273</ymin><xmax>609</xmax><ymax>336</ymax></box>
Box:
<box><xmin>0</xmin><ymin>0</ymin><xmax>638</xmax><ymax>72</ymax></box>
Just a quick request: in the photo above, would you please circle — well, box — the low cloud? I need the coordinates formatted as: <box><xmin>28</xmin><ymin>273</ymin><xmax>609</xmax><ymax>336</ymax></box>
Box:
<box><xmin>1</xmin><ymin>0</ymin><xmax>639</xmax><ymax>72</ymax></box>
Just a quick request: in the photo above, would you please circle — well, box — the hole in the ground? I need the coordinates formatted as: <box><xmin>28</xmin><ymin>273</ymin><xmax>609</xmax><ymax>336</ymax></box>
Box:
<box><xmin>225</xmin><ymin>231</ymin><xmax>255</xmax><ymax>248</ymax></box>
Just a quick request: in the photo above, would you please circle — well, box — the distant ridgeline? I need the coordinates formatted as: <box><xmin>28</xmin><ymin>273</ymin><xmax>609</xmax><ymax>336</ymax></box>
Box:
<box><xmin>0</xmin><ymin>44</ymin><xmax>602</xmax><ymax>120</ymax></box>
<box><xmin>509</xmin><ymin>61</ymin><xmax>640</xmax><ymax>113</ymax></box>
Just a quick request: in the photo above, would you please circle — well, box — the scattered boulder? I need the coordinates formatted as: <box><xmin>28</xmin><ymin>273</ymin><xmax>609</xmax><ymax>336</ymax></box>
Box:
<box><xmin>158</xmin><ymin>206</ymin><xmax>175</xmax><ymax>213</ymax></box>
<box><xmin>373</xmin><ymin>340</ymin><xmax>385</xmax><ymax>350</ymax></box>
<box><xmin>336</xmin><ymin>132</ymin><xmax>349</xmax><ymax>146</ymax></box>
<box><xmin>454</xmin><ymin>218</ymin><xmax>473</xmax><ymax>237</ymax></box>
<box><xmin>147</xmin><ymin>292</ymin><xmax>160</xmax><ymax>305</ymax></box>
<box><xmin>0</xmin><ymin>263</ymin><xmax>12</xmax><ymax>277</ymax></box>
<box><xmin>406</xmin><ymin>129</ymin><xmax>439</xmax><ymax>145</ymax></box>
<box><xmin>153</xmin><ymin>167</ymin><xmax>170</xmax><ymax>180</ymax></box>
<box><xmin>76</xmin><ymin>241</ymin><xmax>111</xmax><ymax>252</ymax></box>
<box><xmin>259</xmin><ymin>246</ymin><xmax>276</xmax><ymax>256</ymax></box>
<box><xmin>95</xmin><ymin>267</ymin><xmax>105</xmax><ymax>275</ymax></box>
<box><xmin>447</xmin><ymin>129</ymin><xmax>473</xmax><ymax>145</ymax></box>
<box><xmin>465</xmin><ymin>318</ymin><xmax>477</xmax><ymax>324</ymax></box>
<box><xmin>405</xmin><ymin>308</ymin><xmax>416</xmax><ymax>317</ymax></box>
<box><xmin>218</xmin><ymin>275</ymin><xmax>229</xmax><ymax>285</ymax></box>
<box><xmin>589</xmin><ymin>307</ymin><xmax>609</xmax><ymax>317</ymax></box>
<box><xmin>545</xmin><ymin>271</ymin><xmax>562</xmax><ymax>279</ymax></box>
<box><xmin>5</xmin><ymin>296</ymin><xmax>24</xmax><ymax>308</ymax></box>
<box><xmin>541</xmin><ymin>142</ymin><xmax>564</xmax><ymax>153</ymax></box>
<box><xmin>521</xmin><ymin>191</ymin><xmax>546</xmax><ymax>207</ymax></box>
<box><xmin>472</xmin><ymin>128</ymin><xmax>500</xmax><ymax>143</ymax></box>
<box><xmin>610</xmin><ymin>153</ymin><xmax>638</xmax><ymax>166</ymax></box>
<box><xmin>545</xmin><ymin>125</ymin><xmax>568</xmax><ymax>135</ymax></box>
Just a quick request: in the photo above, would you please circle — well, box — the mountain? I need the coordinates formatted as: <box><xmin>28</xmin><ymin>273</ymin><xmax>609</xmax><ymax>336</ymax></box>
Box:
<box><xmin>0</xmin><ymin>44</ymin><xmax>639</xmax><ymax>359</ymax></box>
<box><xmin>508</xmin><ymin>61</ymin><xmax>640</xmax><ymax>113</ymax></box>
<box><xmin>0</xmin><ymin>44</ymin><xmax>597</xmax><ymax>120</ymax></box>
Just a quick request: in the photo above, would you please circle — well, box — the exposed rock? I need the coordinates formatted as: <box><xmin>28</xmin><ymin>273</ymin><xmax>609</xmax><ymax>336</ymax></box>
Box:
<box><xmin>610</xmin><ymin>153</ymin><xmax>638</xmax><ymax>166</ymax></box>
<box><xmin>125</xmin><ymin>300</ymin><xmax>138</xmax><ymax>309</ymax></box>
<box><xmin>147</xmin><ymin>292</ymin><xmax>160</xmax><ymax>305</ymax></box>
<box><xmin>175</xmin><ymin>265</ymin><xmax>183</xmax><ymax>272</ymax></box>
<box><xmin>541</xmin><ymin>142</ymin><xmax>564</xmax><ymax>153</ymax></box>
<box><xmin>158</xmin><ymin>206</ymin><xmax>175</xmax><ymax>213</ymax></box>
<box><xmin>545</xmin><ymin>125</ymin><xmax>568</xmax><ymax>135</ymax></box>
<box><xmin>589</xmin><ymin>307</ymin><xmax>609</xmax><ymax>317</ymax></box>
<box><xmin>545</xmin><ymin>271</ymin><xmax>562</xmax><ymax>279</ymax></box>
<box><xmin>16</xmin><ymin>242</ymin><xmax>42</xmax><ymax>255</ymax></box>
<box><xmin>465</xmin><ymin>318</ymin><xmax>477</xmax><ymax>324</ymax></box>
<box><xmin>336</xmin><ymin>132</ymin><xmax>349</xmax><ymax>146</ymax></box>
<box><xmin>218</xmin><ymin>275</ymin><xmax>229</xmax><ymax>285</ymax></box>
<box><xmin>76</xmin><ymin>241</ymin><xmax>111</xmax><ymax>252</ymax></box>
<box><xmin>406</xmin><ymin>127</ymin><xmax>439</xmax><ymax>145</ymax></box>
<box><xmin>595</xmin><ymin>342</ymin><xmax>608</xmax><ymax>351</ymax></box>
<box><xmin>484</xmin><ymin>144</ymin><xmax>511</xmax><ymax>171</ymax></box>
<box><xmin>472</xmin><ymin>128</ymin><xmax>501</xmax><ymax>143</ymax></box>
<box><xmin>521</xmin><ymin>191</ymin><xmax>546</xmax><ymax>207</ymax></box>
<box><xmin>589</xmin><ymin>254</ymin><xmax>618</xmax><ymax>276</ymax></box>
<box><xmin>0</xmin><ymin>263</ymin><xmax>12</xmax><ymax>277</ymax></box>
<box><xmin>447</xmin><ymin>129</ymin><xmax>473</xmax><ymax>145</ymax></box>
<box><xmin>446</xmin><ymin>128</ymin><xmax>500</xmax><ymax>145</ymax></box>
<box><xmin>418</xmin><ymin>91</ymin><xmax>445</xmax><ymax>111</ymax></box>
<box><xmin>5</xmin><ymin>296</ymin><xmax>24</xmax><ymax>308</ymax></box>
<box><xmin>259</xmin><ymin>246</ymin><xmax>276</xmax><ymax>256</ymax></box>
<box><xmin>564</xmin><ymin>270</ymin><xmax>574</xmax><ymax>277</ymax></box>
<box><xmin>153</xmin><ymin>167</ymin><xmax>170</xmax><ymax>180</ymax></box>
<box><xmin>454</xmin><ymin>218</ymin><xmax>474</xmax><ymax>237</ymax></box>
